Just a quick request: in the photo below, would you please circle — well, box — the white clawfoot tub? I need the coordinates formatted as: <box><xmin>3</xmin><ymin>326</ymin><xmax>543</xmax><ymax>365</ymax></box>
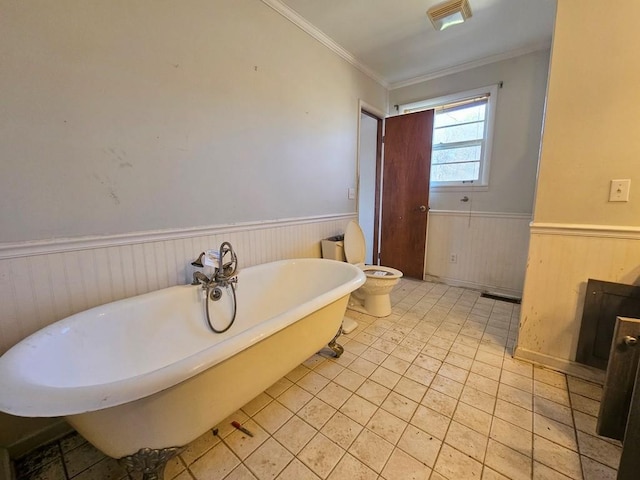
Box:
<box><xmin>0</xmin><ymin>258</ymin><xmax>365</xmax><ymax>473</ymax></box>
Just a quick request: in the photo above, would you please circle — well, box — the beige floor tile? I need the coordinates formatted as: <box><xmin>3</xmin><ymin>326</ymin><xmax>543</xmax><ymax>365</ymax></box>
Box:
<box><xmin>393</xmin><ymin>376</ymin><xmax>428</xmax><ymax>402</ymax></box>
<box><xmin>475</xmin><ymin>351</ymin><xmax>504</xmax><ymax>368</ymax></box>
<box><xmin>411</xmin><ymin>405</ymin><xmax>451</xmax><ymax>439</ymax></box>
<box><xmin>333</xmin><ymin>369</ymin><xmax>367</xmax><ymax>392</ymax></box>
<box><xmin>533</xmin><ymin>367</ymin><xmax>567</xmax><ymax>389</ymax></box>
<box><xmin>397</xmin><ymin>424</ymin><xmax>442</xmax><ymax>468</ymax></box>
<box><xmin>497</xmin><ymin>383</ymin><xmax>533</xmax><ymax>411</ymax></box>
<box><xmin>534</xmin><ymin>395</ymin><xmax>574</xmax><ymax>426</ymax></box>
<box><xmin>493</xmin><ymin>398</ymin><xmax>533</xmax><ymax>431</ymax></box>
<box><xmin>285</xmin><ymin>365</ymin><xmax>311</xmax><ymax>383</ymax></box>
<box><xmin>327</xmin><ymin>453</ymin><xmax>377</xmax><ymax>480</ymax></box>
<box><xmin>297</xmin><ymin>371</ymin><xmax>331</xmax><ymax>396</ymax></box>
<box><xmin>369</xmin><ymin>366</ymin><xmax>401</xmax><ymax>388</ymax></box>
<box><xmin>253</xmin><ymin>401</ymin><xmax>293</xmax><ymax>434</ymax></box>
<box><xmin>360</xmin><ymin>347</ymin><xmax>389</xmax><ymax>365</ymax></box>
<box><xmin>438</xmin><ymin>362</ymin><xmax>470</xmax><ymax>384</ymax></box>
<box><xmin>454</xmin><ymin>401</ymin><xmax>493</xmax><ymax>436</ymax></box>
<box><xmin>581</xmin><ymin>455</ymin><xmax>617</xmax><ymax>480</ymax></box>
<box><xmin>225</xmin><ymin>464</ymin><xmax>258</xmax><ymax>480</ymax></box>
<box><xmin>570</xmin><ymin>392</ymin><xmax>600</xmax><ymax>416</ymax></box>
<box><xmin>372</xmin><ymin>338</ymin><xmax>398</xmax><ymax>354</ymax></box>
<box><xmin>265</xmin><ymin>377</ymin><xmax>294</xmax><ymax>398</ymax></box>
<box><xmin>316</xmin><ymin>382</ymin><xmax>352</xmax><ymax>409</ymax></box>
<box><xmin>355</xmin><ymin>379</ymin><xmax>391</xmax><ymax>406</ymax></box>
<box><xmin>434</xmin><ymin>444</ymin><xmax>483</xmax><ymax>480</ymax></box>
<box><xmin>390</xmin><ymin>344</ymin><xmax>420</xmax><ymax>362</ymax></box>
<box><xmin>320</xmin><ymin>411</ymin><xmax>363</xmax><ymax>450</ymax></box>
<box><xmin>423</xmin><ymin>344</ymin><xmax>449</xmax><ymax>361</ymax></box>
<box><xmin>445</xmin><ymin>351</ymin><xmax>474</xmax><ymax>370</ymax></box>
<box><xmin>567</xmin><ymin>377</ymin><xmax>602</xmax><ymax>401</ymax></box>
<box><xmin>445</xmin><ymin>421</ymin><xmax>489</xmax><ymax>462</ymax></box>
<box><xmin>244</xmin><ymin>438</ymin><xmax>292</xmax><ymax>480</ymax></box>
<box><xmin>242</xmin><ymin>392</ymin><xmax>274</xmax><ymax>417</ymax></box>
<box><xmin>224</xmin><ymin>419</ymin><xmax>270</xmax><ymax>460</ymax></box>
<box><xmin>348</xmin><ymin>429</ymin><xmax>394</xmax><ymax>473</ymax></box>
<box><xmin>534</xmin><ymin>413</ymin><xmax>578</xmax><ymax>451</ymax></box>
<box><xmin>576</xmin><ymin>430</ymin><xmax>621</xmax><ymax>469</ymax></box>
<box><xmin>381</xmin><ymin>355</ymin><xmax>411</xmax><ymax>375</ymax></box>
<box><xmin>471</xmin><ymin>360</ymin><xmax>502</xmax><ymax>382</ymax></box>
<box><xmin>485</xmin><ymin>439</ymin><xmax>532</xmax><ymax>480</ymax></box>
<box><xmin>61</xmin><ymin>442</ymin><xmax>105</xmax><ymax>477</ymax></box>
<box><xmin>347</xmin><ymin>357</ymin><xmax>377</xmax><ymax>377</ymax></box>
<box><xmin>181</xmin><ymin>430</ymin><xmax>223</xmax><ymax>465</ymax></box>
<box><xmin>381</xmin><ymin>447</ymin><xmax>431</xmax><ymax>480</ymax></box>
<box><xmin>413</xmin><ymin>352</ymin><xmax>443</xmax><ymax>372</ymax></box>
<box><xmin>366</xmin><ymin>408</ymin><xmax>408</xmax><ymax>444</ymax></box>
<box><xmin>460</xmin><ymin>385</ymin><xmax>497</xmax><ymax>414</ymax></box>
<box><xmin>501</xmin><ymin>370</ymin><xmax>534</xmax><ymax>393</ymax></box>
<box><xmin>314</xmin><ymin>359</ymin><xmax>345</xmax><ymax>380</ymax></box>
<box><xmin>533</xmin><ymin>435</ymin><xmax>582</xmax><ymax>479</ymax></box>
<box><xmin>421</xmin><ymin>388</ymin><xmax>457</xmax><ymax>417</ymax></box>
<box><xmin>403</xmin><ymin>364</ymin><xmax>436</xmax><ymax>387</ymax></box>
<box><xmin>297</xmin><ymin>398</ymin><xmax>337</xmax><ymax>430</ymax></box>
<box><xmin>298</xmin><ymin>433</ymin><xmax>345</xmax><ymax>479</ymax></box>
<box><xmin>532</xmin><ymin>461</ymin><xmax>573</xmax><ymax>479</ymax></box>
<box><xmin>466</xmin><ymin>372</ymin><xmax>499</xmax><ymax>396</ymax></box>
<box><xmin>344</xmin><ymin>340</ymin><xmax>369</xmax><ymax>356</ymax></box>
<box><xmin>380</xmin><ymin>391</ymin><xmax>418</xmax><ymax>421</ymax></box>
<box><xmin>275</xmin><ymin>459</ymin><xmax>320</xmax><ymax>480</ymax></box>
<box><xmin>273</xmin><ymin>416</ymin><xmax>316</xmax><ymax>454</ymax></box>
<box><xmin>481</xmin><ymin>466</ymin><xmax>510</xmax><ymax>479</ymax></box>
<box><xmin>190</xmin><ymin>442</ymin><xmax>241</xmax><ymax>480</ymax></box>
<box><xmin>339</xmin><ymin>394</ymin><xmax>378</xmax><ymax>425</ymax></box>
<box><xmin>430</xmin><ymin>374</ymin><xmax>465</xmax><ymax>399</ymax></box>
<box><xmin>490</xmin><ymin>417</ymin><xmax>532</xmax><ymax>456</ymax></box>
<box><xmin>534</xmin><ymin>381</ymin><xmax>570</xmax><ymax>407</ymax></box>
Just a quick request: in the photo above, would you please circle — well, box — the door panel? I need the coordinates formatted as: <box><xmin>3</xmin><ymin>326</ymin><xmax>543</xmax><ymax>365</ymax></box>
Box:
<box><xmin>380</xmin><ymin>110</ymin><xmax>434</xmax><ymax>279</ymax></box>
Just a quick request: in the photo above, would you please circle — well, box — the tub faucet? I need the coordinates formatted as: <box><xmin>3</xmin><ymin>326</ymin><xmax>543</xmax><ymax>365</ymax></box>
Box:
<box><xmin>214</xmin><ymin>241</ymin><xmax>238</xmax><ymax>287</ymax></box>
<box><xmin>192</xmin><ymin>271</ymin><xmax>211</xmax><ymax>286</ymax></box>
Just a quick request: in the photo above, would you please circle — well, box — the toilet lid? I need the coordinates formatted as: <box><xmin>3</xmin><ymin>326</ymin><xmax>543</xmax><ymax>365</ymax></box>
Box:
<box><xmin>344</xmin><ymin>221</ymin><xmax>366</xmax><ymax>264</ymax></box>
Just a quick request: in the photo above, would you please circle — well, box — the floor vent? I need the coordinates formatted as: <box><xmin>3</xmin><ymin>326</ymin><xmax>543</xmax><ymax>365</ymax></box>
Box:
<box><xmin>480</xmin><ymin>292</ymin><xmax>521</xmax><ymax>304</ymax></box>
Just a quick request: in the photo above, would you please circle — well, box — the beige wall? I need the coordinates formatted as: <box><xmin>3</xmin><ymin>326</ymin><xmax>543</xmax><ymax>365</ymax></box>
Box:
<box><xmin>0</xmin><ymin>0</ymin><xmax>386</xmax><ymax>243</ymax></box>
<box><xmin>0</xmin><ymin>0</ymin><xmax>386</xmax><ymax>451</ymax></box>
<box><xmin>517</xmin><ymin>0</ymin><xmax>640</xmax><ymax>372</ymax></box>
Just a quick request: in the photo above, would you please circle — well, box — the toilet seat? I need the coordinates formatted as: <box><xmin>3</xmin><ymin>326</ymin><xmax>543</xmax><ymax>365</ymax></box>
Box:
<box><xmin>344</xmin><ymin>222</ymin><xmax>402</xmax><ymax>278</ymax></box>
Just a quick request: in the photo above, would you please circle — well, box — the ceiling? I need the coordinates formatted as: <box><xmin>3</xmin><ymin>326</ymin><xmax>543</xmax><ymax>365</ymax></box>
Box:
<box><xmin>275</xmin><ymin>0</ymin><xmax>557</xmax><ymax>88</ymax></box>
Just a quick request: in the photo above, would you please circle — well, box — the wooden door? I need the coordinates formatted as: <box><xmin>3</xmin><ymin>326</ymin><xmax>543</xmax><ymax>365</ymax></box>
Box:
<box><xmin>380</xmin><ymin>110</ymin><xmax>434</xmax><ymax>279</ymax></box>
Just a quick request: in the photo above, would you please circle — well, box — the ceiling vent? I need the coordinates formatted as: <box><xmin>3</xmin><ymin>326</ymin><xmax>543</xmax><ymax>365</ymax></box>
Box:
<box><xmin>427</xmin><ymin>0</ymin><xmax>472</xmax><ymax>31</ymax></box>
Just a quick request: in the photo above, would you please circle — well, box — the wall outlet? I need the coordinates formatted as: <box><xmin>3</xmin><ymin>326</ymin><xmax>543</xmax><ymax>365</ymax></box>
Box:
<box><xmin>348</xmin><ymin>188</ymin><xmax>356</xmax><ymax>200</ymax></box>
<box><xmin>609</xmin><ymin>179</ymin><xmax>631</xmax><ymax>202</ymax></box>
<box><xmin>449</xmin><ymin>253</ymin><xmax>457</xmax><ymax>263</ymax></box>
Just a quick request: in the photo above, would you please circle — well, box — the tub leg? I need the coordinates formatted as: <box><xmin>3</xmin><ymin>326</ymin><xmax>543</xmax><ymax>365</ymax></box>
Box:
<box><xmin>118</xmin><ymin>446</ymin><xmax>182</xmax><ymax>480</ymax></box>
<box><xmin>327</xmin><ymin>326</ymin><xmax>344</xmax><ymax>358</ymax></box>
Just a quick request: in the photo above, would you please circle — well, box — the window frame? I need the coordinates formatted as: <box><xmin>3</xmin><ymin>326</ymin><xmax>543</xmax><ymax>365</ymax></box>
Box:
<box><xmin>397</xmin><ymin>84</ymin><xmax>498</xmax><ymax>191</ymax></box>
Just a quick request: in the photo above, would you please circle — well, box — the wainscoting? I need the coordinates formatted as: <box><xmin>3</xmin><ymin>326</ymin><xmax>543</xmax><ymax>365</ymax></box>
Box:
<box><xmin>0</xmin><ymin>214</ymin><xmax>355</xmax><ymax>356</ymax></box>
<box><xmin>425</xmin><ymin>210</ymin><xmax>531</xmax><ymax>297</ymax></box>
<box><xmin>516</xmin><ymin>223</ymin><xmax>640</xmax><ymax>381</ymax></box>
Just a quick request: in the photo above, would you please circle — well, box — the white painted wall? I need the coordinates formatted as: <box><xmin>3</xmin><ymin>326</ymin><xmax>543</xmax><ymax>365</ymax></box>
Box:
<box><xmin>389</xmin><ymin>49</ymin><xmax>550</xmax><ymax>214</ymax></box>
<box><xmin>517</xmin><ymin>0</ymin><xmax>640</xmax><ymax>372</ymax></box>
<box><xmin>0</xmin><ymin>0</ymin><xmax>386</xmax><ymax>452</ymax></box>
<box><xmin>0</xmin><ymin>0</ymin><xmax>386</xmax><ymax>243</ymax></box>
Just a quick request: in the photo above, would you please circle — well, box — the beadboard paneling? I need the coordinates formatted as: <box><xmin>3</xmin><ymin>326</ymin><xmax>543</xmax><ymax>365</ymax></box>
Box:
<box><xmin>517</xmin><ymin>225</ymin><xmax>640</xmax><ymax>363</ymax></box>
<box><xmin>425</xmin><ymin>210</ymin><xmax>531</xmax><ymax>296</ymax></box>
<box><xmin>0</xmin><ymin>215</ymin><xmax>355</xmax><ymax>355</ymax></box>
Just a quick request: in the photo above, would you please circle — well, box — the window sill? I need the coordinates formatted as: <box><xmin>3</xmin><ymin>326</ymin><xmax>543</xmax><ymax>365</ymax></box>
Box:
<box><xmin>430</xmin><ymin>184</ymin><xmax>489</xmax><ymax>193</ymax></box>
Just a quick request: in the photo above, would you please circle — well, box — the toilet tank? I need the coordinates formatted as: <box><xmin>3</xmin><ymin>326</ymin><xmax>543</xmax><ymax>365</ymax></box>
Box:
<box><xmin>321</xmin><ymin>239</ymin><xmax>345</xmax><ymax>262</ymax></box>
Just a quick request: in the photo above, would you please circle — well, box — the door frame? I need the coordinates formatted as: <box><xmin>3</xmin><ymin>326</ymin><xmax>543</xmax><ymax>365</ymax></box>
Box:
<box><xmin>356</xmin><ymin>100</ymin><xmax>385</xmax><ymax>265</ymax></box>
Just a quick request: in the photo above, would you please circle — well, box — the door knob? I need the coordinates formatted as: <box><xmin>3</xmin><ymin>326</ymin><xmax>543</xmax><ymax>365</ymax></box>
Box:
<box><xmin>623</xmin><ymin>335</ymin><xmax>638</xmax><ymax>346</ymax></box>
<box><xmin>418</xmin><ymin>205</ymin><xmax>427</xmax><ymax>213</ymax></box>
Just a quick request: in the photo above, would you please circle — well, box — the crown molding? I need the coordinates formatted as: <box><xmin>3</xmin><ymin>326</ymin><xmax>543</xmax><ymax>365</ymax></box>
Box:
<box><xmin>260</xmin><ymin>0</ymin><xmax>388</xmax><ymax>88</ymax></box>
<box><xmin>389</xmin><ymin>40</ymin><xmax>552</xmax><ymax>90</ymax></box>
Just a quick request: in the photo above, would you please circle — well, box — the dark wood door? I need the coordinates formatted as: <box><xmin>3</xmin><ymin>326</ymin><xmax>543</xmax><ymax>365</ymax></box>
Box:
<box><xmin>380</xmin><ymin>110</ymin><xmax>434</xmax><ymax>279</ymax></box>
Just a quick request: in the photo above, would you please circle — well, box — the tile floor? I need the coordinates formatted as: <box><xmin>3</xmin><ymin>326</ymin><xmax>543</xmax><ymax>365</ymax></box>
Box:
<box><xmin>14</xmin><ymin>279</ymin><xmax>622</xmax><ymax>480</ymax></box>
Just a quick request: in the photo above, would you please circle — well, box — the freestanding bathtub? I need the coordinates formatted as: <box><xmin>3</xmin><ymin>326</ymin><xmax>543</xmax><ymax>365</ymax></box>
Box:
<box><xmin>0</xmin><ymin>258</ymin><xmax>365</xmax><ymax>477</ymax></box>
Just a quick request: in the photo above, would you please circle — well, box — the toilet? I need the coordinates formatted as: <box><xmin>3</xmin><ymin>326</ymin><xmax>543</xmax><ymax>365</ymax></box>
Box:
<box><xmin>343</xmin><ymin>221</ymin><xmax>403</xmax><ymax>317</ymax></box>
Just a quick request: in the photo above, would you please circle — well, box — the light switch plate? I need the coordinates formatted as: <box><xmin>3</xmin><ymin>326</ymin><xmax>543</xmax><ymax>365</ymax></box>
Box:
<box><xmin>348</xmin><ymin>188</ymin><xmax>356</xmax><ymax>200</ymax></box>
<box><xmin>609</xmin><ymin>179</ymin><xmax>631</xmax><ymax>202</ymax></box>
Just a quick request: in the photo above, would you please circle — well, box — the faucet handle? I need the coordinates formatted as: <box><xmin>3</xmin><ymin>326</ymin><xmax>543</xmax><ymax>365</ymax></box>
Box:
<box><xmin>191</xmin><ymin>252</ymin><xmax>205</xmax><ymax>268</ymax></box>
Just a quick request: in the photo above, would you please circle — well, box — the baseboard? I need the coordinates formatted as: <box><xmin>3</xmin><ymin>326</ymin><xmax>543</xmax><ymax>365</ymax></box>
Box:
<box><xmin>6</xmin><ymin>419</ymin><xmax>73</xmax><ymax>460</ymax></box>
<box><xmin>514</xmin><ymin>346</ymin><xmax>606</xmax><ymax>384</ymax></box>
<box><xmin>424</xmin><ymin>274</ymin><xmax>523</xmax><ymax>299</ymax></box>
<box><xmin>0</xmin><ymin>448</ymin><xmax>13</xmax><ymax>480</ymax></box>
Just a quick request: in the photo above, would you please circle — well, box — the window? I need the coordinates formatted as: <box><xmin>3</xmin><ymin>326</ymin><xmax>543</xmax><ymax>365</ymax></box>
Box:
<box><xmin>398</xmin><ymin>84</ymin><xmax>498</xmax><ymax>189</ymax></box>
